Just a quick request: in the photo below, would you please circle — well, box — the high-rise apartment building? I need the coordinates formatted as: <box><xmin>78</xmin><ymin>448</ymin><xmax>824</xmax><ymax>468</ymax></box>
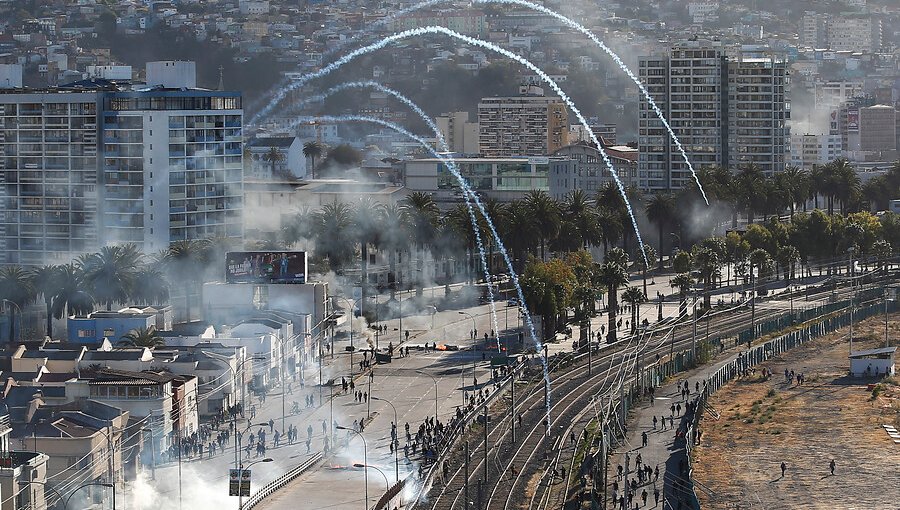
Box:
<box><xmin>0</xmin><ymin>91</ymin><xmax>101</xmax><ymax>265</ymax></box>
<box><xmin>0</xmin><ymin>61</ymin><xmax>243</xmax><ymax>265</ymax></box>
<box><xmin>638</xmin><ymin>41</ymin><xmax>789</xmax><ymax>191</ymax></box>
<box><xmin>478</xmin><ymin>86</ymin><xmax>569</xmax><ymax>157</ymax></box>
<box><xmin>727</xmin><ymin>56</ymin><xmax>789</xmax><ymax>174</ymax></box>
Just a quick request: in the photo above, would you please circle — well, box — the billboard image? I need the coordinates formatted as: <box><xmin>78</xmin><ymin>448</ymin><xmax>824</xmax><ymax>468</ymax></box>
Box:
<box><xmin>226</xmin><ymin>251</ymin><xmax>308</xmax><ymax>284</ymax></box>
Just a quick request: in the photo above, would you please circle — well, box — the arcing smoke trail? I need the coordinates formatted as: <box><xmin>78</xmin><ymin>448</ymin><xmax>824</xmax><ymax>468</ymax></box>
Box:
<box><xmin>292</xmin><ymin>115</ymin><xmax>551</xmax><ymax>422</ymax></box>
<box><xmin>473</xmin><ymin>0</ymin><xmax>708</xmax><ymax>206</ymax></box>
<box><xmin>290</xmin><ymin>114</ymin><xmax>509</xmax><ymax>349</ymax></box>
<box><xmin>255</xmin><ymin>26</ymin><xmax>647</xmax><ymax>266</ymax></box>
<box><xmin>306</xmin><ymin>0</ymin><xmax>708</xmax><ymax>205</ymax></box>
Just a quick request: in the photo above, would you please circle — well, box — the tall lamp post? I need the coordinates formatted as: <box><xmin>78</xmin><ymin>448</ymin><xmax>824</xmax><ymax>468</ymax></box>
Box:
<box><xmin>336</xmin><ymin>425</ymin><xmax>368</xmax><ymax>510</ymax></box>
<box><xmin>371</xmin><ymin>396</ymin><xmax>399</xmax><ymax>482</ymax></box>
<box><xmin>353</xmin><ymin>463</ymin><xmax>389</xmax><ymax>491</ymax></box>
<box><xmin>339</xmin><ymin>297</ymin><xmax>356</xmax><ymax>377</ymax></box>
<box><xmin>415</xmin><ymin>370</ymin><xmax>439</xmax><ymax>422</ymax></box>
<box><xmin>238</xmin><ymin>457</ymin><xmax>273</xmax><ymax>510</ymax></box>
<box><xmin>459</xmin><ymin>311</ymin><xmax>477</xmax><ymax>346</ymax></box>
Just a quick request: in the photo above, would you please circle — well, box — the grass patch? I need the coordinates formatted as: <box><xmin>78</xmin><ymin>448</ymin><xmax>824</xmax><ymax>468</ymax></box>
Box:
<box><xmin>766</xmin><ymin>388</ymin><xmax>777</xmax><ymax>398</ymax></box>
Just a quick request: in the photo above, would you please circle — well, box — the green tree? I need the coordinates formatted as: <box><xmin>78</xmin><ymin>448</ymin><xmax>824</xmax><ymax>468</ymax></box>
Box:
<box><xmin>645</xmin><ymin>193</ymin><xmax>676</xmax><ymax>269</ymax></box>
<box><xmin>621</xmin><ymin>287</ymin><xmax>646</xmax><ymax>334</ymax></box>
<box><xmin>132</xmin><ymin>267</ymin><xmax>170</xmax><ymax>306</ymax></box>
<box><xmin>302</xmin><ymin>141</ymin><xmax>324</xmax><ymax>179</ymax></box>
<box><xmin>79</xmin><ymin>245</ymin><xmax>142</xmax><ymax>311</ymax></box>
<box><xmin>598</xmin><ymin>255</ymin><xmax>629</xmax><ymax>344</ymax></box>
<box><xmin>263</xmin><ymin>146</ymin><xmax>287</xmax><ymax>179</ymax></box>
<box><xmin>672</xmin><ymin>250</ymin><xmax>693</xmax><ymax>274</ymax></box>
<box><xmin>403</xmin><ymin>192</ymin><xmax>440</xmax><ymax>296</ymax></box>
<box><xmin>671</xmin><ymin>272</ymin><xmax>694</xmax><ymax>316</ymax></box>
<box><xmin>163</xmin><ymin>240</ymin><xmax>210</xmax><ymax>322</ymax></box>
<box><xmin>31</xmin><ymin>265</ymin><xmax>62</xmax><ymax>338</ymax></box>
<box><xmin>0</xmin><ymin>266</ymin><xmax>36</xmax><ymax>341</ymax></box>
<box><xmin>118</xmin><ymin>326</ymin><xmax>165</xmax><ymax>348</ymax></box>
<box><xmin>315</xmin><ymin>200</ymin><xmax>356</xmax><ymax>272</ymax></box>
<box><xmin>693</xmin><ymin>247</ymin><xmax>720</xmax><ymax>309</ymax></box>
<box><xmin>524</xmin><ymin>190</ymin><xmax>561</xmax><ymax>260</ymax></box>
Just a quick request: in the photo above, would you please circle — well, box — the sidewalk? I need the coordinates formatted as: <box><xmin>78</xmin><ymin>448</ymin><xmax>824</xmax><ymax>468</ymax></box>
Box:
<box><xmin>606</xmin><ymin>350</ymin><xmax>747</xmax><ymax>510</ymax></box>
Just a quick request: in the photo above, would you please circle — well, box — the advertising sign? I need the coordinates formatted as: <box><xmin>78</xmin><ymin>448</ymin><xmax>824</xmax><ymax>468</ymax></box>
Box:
<box><xmin>226</xmin><ymin>251</ymin><xmax>308</xmax><ymax>284</ymax></box>
<box><xmin>240</xmin><ymin>469</ymin><xmax>251</xmax><ymax>497</ymax></box>
<box><xmin>846</xmin><ymin>109</ymin><xmax>859</xmax><ymax>132</ymax></box>
<box><xmin>229</xmin><ymin>469</ymin><xmax>240</xmax><ymax>496</ymax></box>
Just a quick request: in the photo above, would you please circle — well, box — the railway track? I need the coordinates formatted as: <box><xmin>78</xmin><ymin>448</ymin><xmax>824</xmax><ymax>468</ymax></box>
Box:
<box><xmin>420</xmin><ymin>277</ymin><xmax>885</xmax><ymax>510</ymax></box>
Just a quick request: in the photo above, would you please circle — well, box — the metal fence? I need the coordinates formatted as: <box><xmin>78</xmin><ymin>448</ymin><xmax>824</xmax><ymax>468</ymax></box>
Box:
<box><xmin>242</xmin><ymin>452</ymin><xmax>324</xmax><ymax>509</ymax></box>
<box><xmin>681</xmin><ymin>298</ymin><xmax>897</xmax><ymax>508</ymax></box>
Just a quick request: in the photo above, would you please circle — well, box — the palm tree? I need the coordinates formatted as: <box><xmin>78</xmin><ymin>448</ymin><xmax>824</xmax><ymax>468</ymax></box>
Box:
<box><xmin>503</xmin><ymin>200</ymin><xmax>540</xmax><ymax>273</ymax></box>
<box><xmin>163</xmin><ymin>240</ymin><xmax>210</xmax><ymax>322</ymax></box>
<box><xmin>776</xmin><ymin>166</ymin><xmax>809</xmax><ymax>218</ymax></box>
<box><xmin>748</xmin><ymin>248</ymin><xmax>773</xmax><ymax>296</ymax></box>
<box><xmin>671</xmin><ymin>272</ymin><xmax>694</xmax><ymax>315</ymax></box>
<box><xmin>52</xmin><ymin>263</ymin><xmax>94</xmax><ymax>320</ymax></box>
<box><xmin>645</xmin><ymin>193</ymin><xmax>675</xmax><ymax>269</ymax></box>
<box><xmin>621</xmin><ymin>287</ymin><xmax>646</xmax><ymax>334</ymax></box>
<box><xmin>598</xmin><ymin>255</ymin><xmax>629</xmax><ymax>344</ymax></box>
<box><xmin>315</xmin><ymin>200</ymin><xmax>356</xmax><ymax>272</ymax></box>
<box><xmin>480</xmin><ymin>198</ymin><xmax>507</xmax><ymax>274</ymax></box>
<box><xmin>524</xmin><ymin>190</ymin><xmax>560</xmax><ymax>260</ymax></box>
<box><xmin>118</xmin><ymin>326</ymin><xmax>165</xmax><ymax>348</ymax></box>
<box><xmin>735</xmin><ymin>164</ymin><xmax>765</xmax><ymax>224</ymax></box>
<box><xmin>132</xmin><ymin>267</ymin><xmax>170</xmax><ymax>306</ymax></box>
<box><xmin>353</xmin><ymin>197</ymin><xmax>384</xmax><ymax>316</ymax></box>
<box><xmin>403</xmin><ymin>192</ymin><xmax>440</xmax><ymax>296</ymax></box>
<box><xmin>263</xmin><ymin>146</ymin><xmax>287</xmax><ymax>179</ymax></box>
<box><xmin>446</xmin><ymin>203</ymin><xmax>482</xmax><ymax>284</ymax></box>
<box><xmin>281</xmin><ymin>206</ymin><xmax>316</xmax><ymax>249</ymax></box>
<box><xmin>80</xmin><ymin>245</ymin><xmax>141</xmax><ymax>311</ymax></box>
<box><xmin>831</xmin><ymin>159</ymin><xmax>860</xmax><ymax>215</ymax></box>
<box><xmin>379</xmin><ymin>202</ymin><xmax>410</xmax><ymax>299</ymax></box>
<box><xmin>31</xmin><ymin>265</ymin><xmax>62</xmax><ymax>338</ymax></box>
<box><xmin>693</xmin><ymin>247</ymin><xmax>720</xmax><ymax>309</ymax></box>
<box><xmin>0</xmin><ymin>266</ymin><xmax>36</xmax><ymax>341</ymax></box>
<box><xmin>637</xmin><ymin>244</ymin><xmax>657</xmax><ymax>297</ymax></box>
<box><xmin>775</xmin><ymin>245</ymin><xmax>800</xmax><ymax>282</ymax></box>
<box><xmin>303</xmin><ymin>141</ymin><xmax>324</xmax><ymax>179</ymax></box>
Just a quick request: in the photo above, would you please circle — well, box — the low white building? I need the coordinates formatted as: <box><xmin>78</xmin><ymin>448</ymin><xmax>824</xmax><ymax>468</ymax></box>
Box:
<box><xmin>246</xmin><ymin>136</ymin><xmax>306</xmax><ymax>179</ymax></box>
<box><xmin>849</xmin><ymin>347</ymin><xmax>896</xmax><ymax>377</ymax></box>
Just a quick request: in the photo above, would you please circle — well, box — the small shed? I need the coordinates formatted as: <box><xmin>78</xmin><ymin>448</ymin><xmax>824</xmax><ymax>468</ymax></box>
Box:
<box><xmin>849</xmin><ymin>347</ymin><xmax>896</xmax><ymax>377</ymax></box>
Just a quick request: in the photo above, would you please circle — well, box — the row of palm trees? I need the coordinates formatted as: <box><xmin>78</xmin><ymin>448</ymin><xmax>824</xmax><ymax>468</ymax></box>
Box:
<box><xmin>0</xmin><ymin>240</ymin><xmax>222</xmax><ymax>340</ymax></box>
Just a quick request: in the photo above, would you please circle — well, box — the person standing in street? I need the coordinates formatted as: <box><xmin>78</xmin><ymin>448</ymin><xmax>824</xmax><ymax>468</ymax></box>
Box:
<box><xmin>780</xmin><ymin>462</ymin><xmax>787</xmax><ymax>478</ymax></box>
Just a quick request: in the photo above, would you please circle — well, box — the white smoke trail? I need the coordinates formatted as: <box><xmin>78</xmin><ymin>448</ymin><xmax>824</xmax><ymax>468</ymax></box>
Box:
<box><xmin>253</xmin><ymin>26</ymin><xmax>648</xmax><ymax>267</ymax></box>
<box><xmin>473</xmin><ymin>0</ymin><xmax>708</xmax><ymax>206</ymax></box>
<box><xmin>303</xmin><ymin>0</ymin><xmax>708</xmax><ymax>205</ymax></box>
<box><xmin>288</xmin><ymin>114</ymin><xmax>505</xmax><ymax>349</ymax></box>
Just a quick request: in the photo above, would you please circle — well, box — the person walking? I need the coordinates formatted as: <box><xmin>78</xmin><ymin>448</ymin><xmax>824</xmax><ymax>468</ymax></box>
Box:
<box><xmin>780</xmin><ymin>462</ymin><xmax>787</xmax><ymax>478</ymax></box>
<box><xmin>829</xmin><ymin>459</ymin><xmax>835</xmax><ymax>476</ymax></box>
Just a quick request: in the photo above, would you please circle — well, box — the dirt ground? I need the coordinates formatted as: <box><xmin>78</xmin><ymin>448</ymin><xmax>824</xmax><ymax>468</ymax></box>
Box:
<box><xmin>692</xmin><ymin>313</ymin><xmax>900</xmax><ymax>510</ymax></box>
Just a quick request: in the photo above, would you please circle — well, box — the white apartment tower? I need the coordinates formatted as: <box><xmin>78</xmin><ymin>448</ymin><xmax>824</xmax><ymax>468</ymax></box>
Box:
<box><xmin>101</xmin><ymin>90</ymin><xmax>244</xmax><ymax>252</ymax></box>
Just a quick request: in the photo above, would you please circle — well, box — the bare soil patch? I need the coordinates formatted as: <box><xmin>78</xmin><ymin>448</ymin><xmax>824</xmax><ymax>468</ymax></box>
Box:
<box><xmin>692</xmin><ymin>313</ymin><xmax>900</xmax><ymax>510</ymax></box>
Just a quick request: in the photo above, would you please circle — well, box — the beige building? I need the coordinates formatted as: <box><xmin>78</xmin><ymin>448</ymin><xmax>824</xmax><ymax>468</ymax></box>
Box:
<box><xmin>435</xmin><ymin>111</ymin><xmax>479</xmax><ymax>154</ymax></box>
<box><xmin>0</xmin><ymin>413</ymin><xmax>49</xmax><ymax>510</ymax></box>
<box><xmin>478</xmin><ymin>86</ymin><xmax>569</xmax><ymax>157</ymax></box>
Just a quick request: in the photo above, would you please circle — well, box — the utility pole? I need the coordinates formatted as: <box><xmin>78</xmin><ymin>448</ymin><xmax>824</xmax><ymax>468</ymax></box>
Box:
<box><xmin>510</xmin><ymin>365</ymin><xmax>516</xmax><ymax>444</ymax></box>
<box><xmin>692</xmin><ymin>289</ymin><xmax>698</xmax><ymax>365</ymax></box>
<box><xmin>464</xmin><ymin>441</ymin><xmax>469</xmax><ymax>508</ymax></box>
<box><xmin>483</xmin><ymin>404</ymin><xmax>488</xmax><ymax>483</ymax></box>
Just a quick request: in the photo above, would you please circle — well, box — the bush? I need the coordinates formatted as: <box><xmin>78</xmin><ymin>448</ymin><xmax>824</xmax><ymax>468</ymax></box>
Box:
<box><xmin>766</xmin><ymin>388</ymin><xmax>777</xmax><ymax>398</ymax></box>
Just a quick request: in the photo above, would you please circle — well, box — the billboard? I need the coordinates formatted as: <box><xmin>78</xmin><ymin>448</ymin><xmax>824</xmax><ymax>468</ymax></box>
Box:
<box><xmin>226</xmin><ymin>251</ymin><xmax>308</xmax><ymax>284</ymax></box>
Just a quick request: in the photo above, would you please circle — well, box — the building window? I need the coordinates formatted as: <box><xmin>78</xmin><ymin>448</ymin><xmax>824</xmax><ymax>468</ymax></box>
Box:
<box><xmin>78</xmin><ymin>329</ymin><xmax>95</xmax><ymax>338</ymax></box>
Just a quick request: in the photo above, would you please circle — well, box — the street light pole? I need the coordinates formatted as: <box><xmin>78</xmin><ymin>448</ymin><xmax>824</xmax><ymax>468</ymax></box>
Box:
<box><xmin>459</xmin><ymin>311</ymin><xmax>477</xmax><ymax>347</ymax></box>
<box><xmin>237</xmin><ymin>457</ymin><xmax>274</xmax><ymax>510</ymax></box>
<box><xmin>339</xmin><ymin>297</ymin><xmax>356</xmax><ymax>378</ymax></box>
<box><xmin>337</xmin><ymin>426</ymin><xmax>368</xmax><ymax>510</ymax></box>
<box><xmin>371</xmin><ymin>396</ymin><xmax>399</xmax><ymax>482</ymax></box>
<box><xmin>354</xmin><ymin>463</ymin><xmax>389</xmax><ymax>491</ymax></box>
<box><xmin>415</xmin><ymin>370</ymin><xmax>439</xmax><ymax>422</ymax></box>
